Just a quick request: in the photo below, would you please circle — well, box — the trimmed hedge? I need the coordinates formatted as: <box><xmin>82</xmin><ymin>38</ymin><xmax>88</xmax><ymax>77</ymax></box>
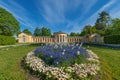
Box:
<box><xmin>0</xmin><ymin>35</ymin><xmax>16</xmax><ymax>45</ymax></box>
<box><xmin>104</xmin><ymin>35</ymin><xmax>120</xmax><ymax>44</ymax></box>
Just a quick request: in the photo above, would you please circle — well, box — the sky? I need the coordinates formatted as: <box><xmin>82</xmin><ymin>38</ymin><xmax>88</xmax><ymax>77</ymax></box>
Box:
<box><xmin>0</xmin><ymin>0</ymin><xmax>120</xmax><ymax>34</ymax></box>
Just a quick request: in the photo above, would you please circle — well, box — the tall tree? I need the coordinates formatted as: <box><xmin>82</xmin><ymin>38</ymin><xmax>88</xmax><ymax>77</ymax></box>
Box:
<box><xmin>0</xmin><ymin>7</ymin><xmax>20</xmax><ymax>36</ymax></box>
<box><xmin>34</xmin><ymin>27</ymin><xmax>51</xmax><ymax>36</ymax></box>
<box><xmin>34</xmin><ymin>27</ymin><xmax>42</xmax><ymax>36</ymax></box>
<box><xmin>23</xmin><ymin>29</ymin><xmax>32</xmax><ymax>35</ymax></box>
<box><xmin>41</xmin><ymin>27</ymin><xmax>51</xmax><ymax>36</ymax></box>
<box><xmin>95</xmin><ymin>11</ymin><xmax>110</xmax><ymax>30</ymax></box>
<box><xmin>112</xmin><ymin>18</ymin><xmax>120</xmax><ymax>29</ymax></box>
<box><xmin>80</xmin><ymin>25</ymin><xmax>96</xmax><ymax>36</ymax></box>
<box><xmin>105</xmin><ymin>18</ymin><xmax>120</xmax><ymax>35</ymax></box>
<box><xmin>70</xmin><ymin>32</ymin><xmax>80</xmax><ymax>36</ymax></box>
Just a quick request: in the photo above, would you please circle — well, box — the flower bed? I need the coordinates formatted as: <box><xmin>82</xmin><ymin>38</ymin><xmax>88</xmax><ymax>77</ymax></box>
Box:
<box><xmin>24</xmin><ymin>44</ymin><xmax>100</xmax><ymax>80</ymax></box>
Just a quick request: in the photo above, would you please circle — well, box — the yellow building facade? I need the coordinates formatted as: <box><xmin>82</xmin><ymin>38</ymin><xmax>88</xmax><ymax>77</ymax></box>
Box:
<box><xmin>18</xmin><ymin>31</ymin><xmax>82</xmax><ymax>43</ymax></box>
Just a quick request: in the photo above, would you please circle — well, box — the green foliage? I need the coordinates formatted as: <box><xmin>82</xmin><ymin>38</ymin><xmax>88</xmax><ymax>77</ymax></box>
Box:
<box><xmin>23</xmin><ymin>29</ymin><xmax>32</xmax><ymax>35</ymax></box>
<box><xmin>104</xmin><ymin>35</ymin><xmax>120</xmax><ymax>44</ymax></box>
<box><xmin>95</xmin><ymin>11</ymin><xmax>110</xmax><ymax>30</ymax></box>
<box><xmin>0</xmin><ymin>7</ymin><xmax>20</xmax><ymax>36</ymax></box>
<box><xmin>70</xmin><ymin>32</ymin><xmax>80</xmax><ymax>36</ymax></box>
<box><xmin>34</xmin><ymin>27</ymin><xmax>51</xmax><ymax>36</ymax></box>
<box><xmin>105</xmin><ymin>18</ymin><xmax>120</xmax><ymax>36</ymax></box>
<box><xmin>34</xmin><ymin>27</ymin><xmax>42</xmax><ymax>36</ymax></box>
<box><xmin>112</xmin><ymin>18</ymin><xmax>120</xmax><ymax>28</ymax></box>
<box><xmin>94</xmin><ymin>11</ymin><xmax>111</xmax><ymax>36</ymax></box>
<box><xmin>41</xmin><ymin>27</ymin><xmax>51</xmax><ymax>36</ymax></box>
<box><xmin>80</xmin><ymin>25</ymin><xmax>96</xmax><ymax>36</ymax></box>
<box><xmin>0</xmin><ymin>35</ymin><xmax>16</xmax><ymax>45</ymax></box>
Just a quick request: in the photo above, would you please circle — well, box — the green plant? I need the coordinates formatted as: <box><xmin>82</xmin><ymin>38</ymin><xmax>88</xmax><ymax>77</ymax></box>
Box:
<box><xmin>104</xmin><ymin>35</ymin><xmax>120</xmax><ymax>44</ymax></box>
<box><xmin>0</xmin><ymin>35</ymin><xmax>16</xmax><ymax>45</ymax></box>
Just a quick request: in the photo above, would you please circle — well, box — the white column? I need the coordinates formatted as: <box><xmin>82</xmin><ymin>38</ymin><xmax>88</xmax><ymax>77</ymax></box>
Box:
<box><xmin>63</xmin><ymin>36</ymin><xmax>65</xmax><ymax>42</ymax></box>
<box><xmin>64</xmin><ymin>36</ymin><xmax>66</xmax><ymax>42</ymax></box>
<box><xmin>62</xmin><ymin>36</ymin><xmax>64</xmax><ymax>42</ymax></box>
<box><xmin>61</xmin><ymin>36</ymin><xmax>63</xmax><ymax>42</ymax></box>
<box><xmin>59</xmin><ymin>36</ymin><xmax>60</xmax><ymax>43</ymax></box>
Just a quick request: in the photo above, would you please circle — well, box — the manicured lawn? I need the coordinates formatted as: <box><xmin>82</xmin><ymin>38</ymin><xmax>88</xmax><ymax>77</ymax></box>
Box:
<box><xmin>89</xmin><ymin>46</ymin><xmax>120</xmax><ymax>80</ymax></box>
<box><xmin>0</xmin><ymin>45</ymin><xmax>38</xmax><ymax>80</ymax></box>
<box><xmin>0</xmin><ymin>45</ymin><xmax>120</xmax><ymax>80</ymax></box>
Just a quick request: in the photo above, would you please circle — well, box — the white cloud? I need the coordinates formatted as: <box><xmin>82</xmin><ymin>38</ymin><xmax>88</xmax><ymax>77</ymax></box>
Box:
<box><xmin>37</xmin><ymin>0</ymin><xmax>99</xmax><ymax>33</ymax></box>
<box><xmin>108</xmin><ymin>0</ymin><xmax>120</xmax><ymax>18</ymax></box>
<box><xmin>82</xmin><ymin>0</ymin><xmax>117</xmax><ymax>26</ymax></box>
<box><xmin>1</xmin><ymin>0</ymin><xmax>119</xmax><ymax>33</ymax></box>
<box><xmin>0</xmin><ymin>0</ymin><xmax>35</xmax><ymax>29</ymax></box>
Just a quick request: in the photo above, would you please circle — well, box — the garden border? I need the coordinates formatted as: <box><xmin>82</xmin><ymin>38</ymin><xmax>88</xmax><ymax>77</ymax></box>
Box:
<box><xmin>24</xmin><ymin>48</ymin><xmax>100</xmax><ymax>80</ymax></box>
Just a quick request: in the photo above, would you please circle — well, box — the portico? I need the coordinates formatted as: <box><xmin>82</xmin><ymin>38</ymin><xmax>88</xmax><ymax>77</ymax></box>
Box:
<box><xmin>18</xmin><ymin>31</ymin><xmax>82</xmax><ymax>43</ymax></box>
<box><xmin>54</xmin><ymin>31</ymin><xmax>67</xmax><ymax>43</ymax></box>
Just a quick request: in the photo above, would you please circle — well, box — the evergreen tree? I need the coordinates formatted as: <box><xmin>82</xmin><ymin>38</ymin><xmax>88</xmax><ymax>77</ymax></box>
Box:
<box><xmin>95</xmin><ymin>11</ymin><xmax>110</xmax><ymax>30</ymax></box>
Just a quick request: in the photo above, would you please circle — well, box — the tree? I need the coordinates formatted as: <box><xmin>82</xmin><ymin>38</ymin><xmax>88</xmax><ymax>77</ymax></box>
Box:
<box><xmin>34</xmin><ymin>27</ymin><xmax>42</xmax><ymax>36</ymax></box>
<box><xmin>0</xmin><ymin>7</ymin><xmax>20</xmax><ymax>36</ymax></box>
<box><xmin>80</xmin><ymin>25</ymin><xmax>96</xmax><ymax>36</ymax></box>
<box><xmin>70</xmin><ymin>32</ymin><xmax>80</xmax><ymax>36</ymax></box>
<box><xmin>33</xmin><ymin>27</ymin><xmax>51</xmax><ymax>36</ymax></box>
<box><xmin>23</xmin><ymin>29</ymin><xmax>32</xmax><ymax>35</ymax></box>
<box><xmin>41</xmin><ymin>27</ymin><xmax>51</xmax><ymax>36</ymax></box>
<box><xmin>105</xmin><ymin>18</ymin><xmax>120</xmax><ymax>35</ymax></box>
<box><xmin>112</xmin><ymin>18</ymin><xmax>120</xmax><ymax>29</ymax></box>
<box><xmin>95</xmin><ymin>11</ymin><xmax>110</xmax><ymax>30</ymax></box>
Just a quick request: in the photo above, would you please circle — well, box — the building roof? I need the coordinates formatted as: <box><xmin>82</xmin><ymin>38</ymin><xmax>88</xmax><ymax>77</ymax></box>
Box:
<box><xmin>54</xmin><ymin>31</ymin><xmax>67</xmax><ymax>34</ymax></box>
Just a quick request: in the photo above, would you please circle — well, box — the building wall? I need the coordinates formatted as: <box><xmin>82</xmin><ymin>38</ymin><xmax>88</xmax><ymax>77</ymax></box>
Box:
<box><xmin>18</xmin><ymin>33</ymin><xmax>33</xmax><ymax>43</ymax></box>
<box><xmin>18</xmin><ymin>33</ymin><xmax>82</xmax><ymax>43</ymax></box>
<box><xmin>67</xmin><ymin>37</ymin><xmax>82</xmax><ymax>43</ymax></box>
<box><xmin>33</xmin><ymin>37</ymin><xmax>54</xmax><ymax>43</ymax></box>
<box><xmin>54</xmin><ymin>33</ymin><xmax>67</xmax><ymax>43</ymax></box>
<box><xmin>83</xmin><ymin>33</ymin><xmax>104</xmax><ymax>43</ymax></box>
<box><xmin>18</xmin><ymin>33</ymin><xmax>103</xmax><ymax>43</ymax></box>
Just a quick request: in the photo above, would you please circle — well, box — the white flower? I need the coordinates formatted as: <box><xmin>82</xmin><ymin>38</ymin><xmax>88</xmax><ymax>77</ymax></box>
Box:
<box><xmin>77</xmin><ymin>51</ymin><xmax>80</xmax><ymax>55</ymax></box>
<box><xmin>62</xmin><ymin>52</ymin><xmax>65</xmax><ymax>55</ymax></box>
<box><xmin>25</xmin><ymin>46</ymin><xmax>100</xmax><ymax>79</ymax></box>
<box><xmin>50</xmin><ymin>55</ymin><xmax>53</xmax><ymax>58</ymax></box>
<box><xmin>63</xmin><ymin>49</ymin><xmax>65</xmax><ymax>52</ymax></box>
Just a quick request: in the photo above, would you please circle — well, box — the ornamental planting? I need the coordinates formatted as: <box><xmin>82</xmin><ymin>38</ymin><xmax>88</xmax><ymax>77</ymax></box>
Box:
<box><xmin>25</xmin><ymin>43</ymin><xmax>100</xmax><ymax>80</ymax></box>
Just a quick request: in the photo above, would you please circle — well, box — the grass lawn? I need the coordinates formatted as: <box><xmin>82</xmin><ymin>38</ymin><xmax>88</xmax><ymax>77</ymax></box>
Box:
<box><xmin>0</xmin><ymin>45</ymin><xmax>38</xmax><ymax>80</ymax></box>
<box><xmin>89</xmin><ymin>46</ymin><xmax>120</xmax><ymax>80</ymax></box>
<box><xmin>0</xmin><ymin>45</ymin><xmax>120</xmax><ymax>80</ymax></box>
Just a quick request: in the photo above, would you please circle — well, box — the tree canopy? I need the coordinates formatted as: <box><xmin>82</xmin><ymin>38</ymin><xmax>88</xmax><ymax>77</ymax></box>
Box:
<box><xmin>34</xmin><ymin>27</ymin><xmax>42</xmax><ymax>36</ymax></box>
<box><xmin>0</xmin><ymin>7</ymin><xmax>20</xmax><ymax>36</ymax></box>
<box><xmin>70</xmin><ymin>32</ymin><xmax>80</xmax><ymax>36</ymax></box>
<box><xmin>105</xmin><ymin>18</ymin><xmax>120</xmax><ymax>35</ymax></box>
<box><xmin>80</xmin><ymin>11</ymin><xmax>120</xmax><ymax>36</ymax></box>
<box><xmin>95</xmin><ymin>11</ymin><xmax>110</xmax><ymax>31</ymax></box>
<box><xmin>23</xmin><ymin>29</ymin><xmax>32</xmax><ymax>35</ymax></box>
<box><xmin>80</xmin><ymin>25</ymin><xmax>96</xmax><ymax>36</ymax></box>
<box><xmin>41</xmin><ymin>27</ymin><xmax>51</xmax><ymax>36</ymax></box>
<box><xmin>34</xmin><ymin>27</ymin><xmax>51</xmax><ymax>36</ymax></box>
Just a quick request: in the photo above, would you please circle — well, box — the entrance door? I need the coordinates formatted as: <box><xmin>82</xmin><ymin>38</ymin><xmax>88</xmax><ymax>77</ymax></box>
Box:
<box><xmin>22</xmin><ymin>35</ymin><xmax>26</xmax><ymax>42</ymax></box>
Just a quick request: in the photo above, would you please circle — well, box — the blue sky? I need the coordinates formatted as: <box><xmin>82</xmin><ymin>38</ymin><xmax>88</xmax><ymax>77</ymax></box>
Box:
<box><xmin>0</xmin><ymin>0</ymin><xmax>120</xmax><ymax>34</ymax></box>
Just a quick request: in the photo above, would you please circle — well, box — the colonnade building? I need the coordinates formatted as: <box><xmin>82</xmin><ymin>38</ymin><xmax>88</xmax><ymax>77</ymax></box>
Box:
<box><xmin>18</xmin><ymin>31</ymin><xmax>82</xmax><ymax>43</ymax></box>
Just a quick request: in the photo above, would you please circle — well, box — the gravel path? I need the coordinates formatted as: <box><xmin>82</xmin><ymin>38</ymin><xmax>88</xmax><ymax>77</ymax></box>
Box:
<box><xmin>0</xmin><ymin>44</ymin><xmax>30</xmax><ymax>48</ymax></box>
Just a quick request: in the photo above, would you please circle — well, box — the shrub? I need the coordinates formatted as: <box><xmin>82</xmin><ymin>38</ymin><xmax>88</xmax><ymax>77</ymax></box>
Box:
<box><xmin>104</xmin><ymin>35</ymin><xmax>120</xmax><ymax>44</ymax></box>
<box><xmin>0</xmin><ymin>35</ymin><xmax>16</xmax><ymax>45</ymax></box>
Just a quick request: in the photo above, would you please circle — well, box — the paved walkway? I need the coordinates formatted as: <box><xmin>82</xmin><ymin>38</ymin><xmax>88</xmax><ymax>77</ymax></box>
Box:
<box><xmin>0</xmin><ymin>44</ymin><xmax>30</xmax><ymax>48</ymax></box>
